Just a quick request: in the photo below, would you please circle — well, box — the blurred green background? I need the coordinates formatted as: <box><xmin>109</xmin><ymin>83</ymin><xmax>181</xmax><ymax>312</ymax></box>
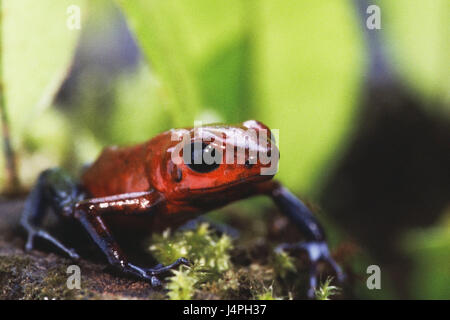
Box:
<box><xmin>0</xmin><ymin>0</ymin><xmax>448</xmax><ymax>299</ymax></box>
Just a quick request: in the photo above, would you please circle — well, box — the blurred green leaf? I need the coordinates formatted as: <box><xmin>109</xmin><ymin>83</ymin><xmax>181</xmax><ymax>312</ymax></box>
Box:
<box><xmin>118</xmin><ymin>0</ymin><xmax>365</xmax><ymax>194</ymax></box>
<box><xmin>380</xmin><ymin>0</ymin><xmax>449</xmax><ymax>112</ymax></box>
<box><xmin>20</xmin><ymin>109</ymin><xmax>71</xmax><ymax>185</ymax></box>
<box><xmin>252</xmin><ymin>0</ymin><xmax>364</xmax><ymax>193</ymax></box>
<box><xmin>111</xmin><ymin>63</ymin><xmax>172</xmax><ymax>145</ymax></box>
<box><xmin>401</xmin><ymin>213</ymin><xmax>450</xmax><ymax>299</ymax></box>
<box><xmin>118</xmin><ymin>0</ymin><xmax>200</xmax><ymax>126</ymax></box>
<box><xmin>197</xmin><ymin>37</ymin><xmax>252</xmax><ymax>122</ymax></box>
<box><xmin>117</xmin><ymin>0</ymin><xmax>253</xmax><ymax>125</ymax></box>
<box><xmin>3</xmin><ymin>0</ymin><xmax>85</xmax><ymax>147</ymax></box>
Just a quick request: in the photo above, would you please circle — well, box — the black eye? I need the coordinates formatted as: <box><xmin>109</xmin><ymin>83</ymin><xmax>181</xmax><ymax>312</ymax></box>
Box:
<box><xmin>185</xmin><ymin>142</ymin><xmax>220</xmax><ymax>173</ymax></box>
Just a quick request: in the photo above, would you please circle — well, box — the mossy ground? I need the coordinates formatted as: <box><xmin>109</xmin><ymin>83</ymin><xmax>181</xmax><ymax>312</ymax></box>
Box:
<box><xmin>148</xmin><ymin>220</ymin><xmax>346</xmax><ymax>300</ymax></box>
<box><xmin>0</xmin><ymin>199</ymin><xmax>350</xmax><ymax>300</ymax></box>
<box><xmin>0</xmin><ymin>254</ymin><xmax>83</xmax><ymax>299</ymax></box>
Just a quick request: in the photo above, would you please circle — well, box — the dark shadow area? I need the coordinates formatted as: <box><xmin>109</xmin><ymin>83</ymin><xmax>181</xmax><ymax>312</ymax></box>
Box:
<box><xmin>320</xmin><ymin>82</ymin><xmax>450</xmax><ymax>298</ymax></box>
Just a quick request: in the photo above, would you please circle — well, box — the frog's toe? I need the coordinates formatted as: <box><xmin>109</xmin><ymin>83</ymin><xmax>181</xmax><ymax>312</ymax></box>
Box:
<box><xmin>325</xmin><ymin>255</ymin><xmax>345</xmax><ymax>283</ymax></box>
<box><xmin>143</xmin><ymin>258</ymin><xmax>190</xmax><ymax>287</ymax></box>
<box><xmin>178</xmin><ymin>257</ymin><xmax>191</xmax><ymax>267</ymax></box>
<box><xmin>25</xmin><ymin>232</ymin><xmax>36</xmax><ymax>252</ymax></box>
<box><xmin>163</xmin><ymin>257</ymin><xmax>191</xmax><ymax>270</ymax></box>
<box><xmin>142</xmin><ymin>259</ymin><xmax>188</xmax><ymax>287</ymax></box>
<box><xmin>67</xmin><ymin>248</ymin><xmax>81</xmax><ymax>260</ymax></box>
<box><xmin>307</xmin><ymin>262</ymin><xmax>319</xmax><ymax>299</ymax></box>
<box><xmin>150</xmin><ymin>275</ymin><xmax>162</xmax><ymax>287</ymax></box>
<box><xmin>24</xmin><ymin>228</ymin><xmax>80</xmax><ymax>260</ymax></box>
<box><xmin>145</xmin><ymin>257</ymin><xmax>191</xmax><ymax>277</ymax></box>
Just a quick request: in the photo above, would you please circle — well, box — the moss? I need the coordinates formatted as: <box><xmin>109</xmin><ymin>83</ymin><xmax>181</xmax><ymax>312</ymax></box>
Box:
<box><xmin>22</xmin><ymin>265</ymin><xmax>78</xmax><ymax>300</ymax></box>
<box><xmin>0</xmin><ymin>255</ymin><xmax>81</xmax><ymax>299</ymax></box>
<box><xmin>255</xmin><ymin>285</ymin><xmax>283</xmax><ymax>300</ymax></box>
<box><xmin>0</xmin><ymin>255</ymin><xmax>32</xmax><ymax>299</ymax></box>
<box><xmin>150</xmin><ymin>223</ymin><xmax>290</xmax><ymax>300</ymax></box>
<box><xmin>150</xmin><ymin>223</ymin><xmax>279</xmax><ymax>299</ymax></box>
<box><xmin>147</xmin><ymin>222</ymin><xmax>323</xmax><ymax>299</ymax></box>
<box><xmin>0</xmin><ymin>254</ymin><xmax>102</xmax><ymax>300</ymax></box>
<box><xmin>315</xmin><ymin>277</ymin><xmax>341</xmax><ymax>300</ymax></box>
<box><xmin>166</xmin><ymin>266</ymin><xmax>198</xmax><ymax>300</ymax></box>
<box><xmin>150</xmin><ymin>223</ymin><xmax>235</xmax><ymax>299</ymax></box>
<box><xmin>1</xmin><ymin>210</ymin><xmax>346</xmax><ymax>300</ymax></box>
<box><xmin>271</xmin><ymin>250</ymin><xmax>297</xmax><ymax>278</ymax></box>
<box><xmin>150</xmin><ymin>223</ymin><xmax>233</xmax><ymax>280</ymax></box>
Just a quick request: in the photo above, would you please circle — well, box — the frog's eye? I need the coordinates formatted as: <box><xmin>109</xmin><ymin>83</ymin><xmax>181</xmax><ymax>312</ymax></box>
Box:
<box><xmin>185</xmin><ymin>142</ymin><xmax>221</xmax><ymax>173</ymax></box>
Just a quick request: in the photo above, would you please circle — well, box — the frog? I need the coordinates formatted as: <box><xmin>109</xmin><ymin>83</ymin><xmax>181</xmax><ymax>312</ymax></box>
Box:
<box><xmin>21</xmin><ymin>120</ymin><xmax>343</xmax><ymax>298</ymax></box>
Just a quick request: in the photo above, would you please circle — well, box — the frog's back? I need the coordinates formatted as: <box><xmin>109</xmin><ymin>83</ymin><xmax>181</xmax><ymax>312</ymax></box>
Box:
<box><xmin>81</xmin><ymin>142</ymin><xmax>151</xmax><ymax>197</ymax></box>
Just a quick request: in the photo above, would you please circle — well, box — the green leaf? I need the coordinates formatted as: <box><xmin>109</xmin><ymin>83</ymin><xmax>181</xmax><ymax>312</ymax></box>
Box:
<box><xmin>380</xmin><ymin>0</ymin><xmax>449</xmax><ymax>113</ymax></box>
<box><xmin>2</xmin><ymin>0</ymin><xmax>85</xmax><ymax>146</ymax></box>
<box><xmin>117</xmin><ymin>0</ymin><xmax>249</xmax><ymax>126</ymax></box>
<box><xmin>252</xmin><ymin>0</ymin><xmax>364</xmax><ymax>193</ymax></box>
<box><xmin>117</xmin><ymin>0</ymin><xmax>199</xmax><ymax>126</ymax></box>
<box><xmin>197</xmin><ymin>37</ymin><xmax>253</xmax><ymax>123</ymax></box>
<box><xmin>401</xmin><ymin>214</ymin><xmax>450</xmax><ymax>299</ymax></box>
<box><xmin>110</xmin><ymin>62</ymin><xmax>172</xmax><ymax>145</ymax></box>
<box><xmin>117</xmin><ymin>0</ymin><xmax>365</xmax><ymax>194</ymax></box>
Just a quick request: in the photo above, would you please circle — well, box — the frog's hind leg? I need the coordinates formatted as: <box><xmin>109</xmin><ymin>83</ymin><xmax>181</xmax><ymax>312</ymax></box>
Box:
<box><xmin>268</xmin><ymin>183</ymin><xmax>345</xmax><ymax>298</ymax></box>
<box><xmin>21</xmin><ymin>168</ymin><xmax>84</xmax><ymax>259</ymax></box>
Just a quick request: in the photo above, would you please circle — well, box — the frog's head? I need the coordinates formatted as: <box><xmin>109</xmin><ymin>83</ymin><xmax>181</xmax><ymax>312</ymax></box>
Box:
<box><xmin>154</xmin><ymin>120</ymin><xmax>279</xmax><ymax>202</ymax></box>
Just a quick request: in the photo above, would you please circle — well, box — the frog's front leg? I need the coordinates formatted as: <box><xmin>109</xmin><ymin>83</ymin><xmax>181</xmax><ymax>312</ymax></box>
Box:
<box><xmin>21</xmin><ymin>168</ymin><xmax>189</xmax><ymax>286</ymax></box>
<box><xmin>261</xmin><ymin>181</ymin><xmax>344</xmax><ymax>298</ymax></box>
<box><xmin>73</xmin><ymin>192</ymin><xmax>190</xmax><ymax>286</ymax></box>
<box><xmin>21</xmin><ymin>168</ymin><xmax>84</xmax><ymax>259</ymax></box>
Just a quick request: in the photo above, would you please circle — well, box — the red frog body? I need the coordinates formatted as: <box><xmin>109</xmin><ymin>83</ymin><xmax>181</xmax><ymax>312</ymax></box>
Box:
<box><xmin>21</xmin><ymin>120</ymin><xmax>343</xmax><ymax>297</ymax></box>
<box><xmin>81</xmin><ymin>120</ymin><xmax>276</xmax><ymax>232</ymax></box>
